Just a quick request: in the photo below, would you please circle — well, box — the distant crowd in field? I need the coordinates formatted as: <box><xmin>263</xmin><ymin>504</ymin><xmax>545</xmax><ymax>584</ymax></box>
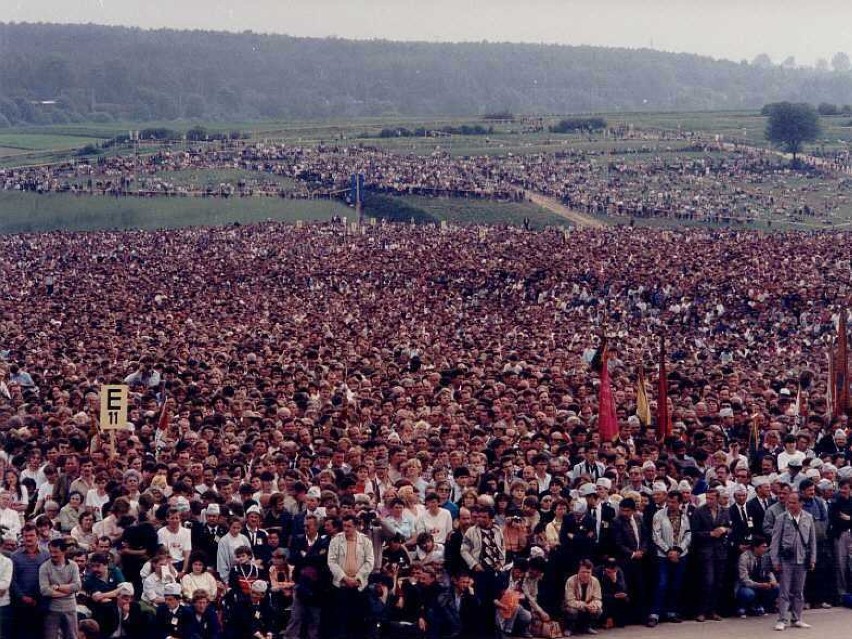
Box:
<box><xmin>0</xmin><ymin>221</ymin><xmax>851</xmax><ymax>638</ymax></box>
<box><xmin>2</xmin><ymin>131</ymin><xmax>851</xmax><ymax>224</ymax></box>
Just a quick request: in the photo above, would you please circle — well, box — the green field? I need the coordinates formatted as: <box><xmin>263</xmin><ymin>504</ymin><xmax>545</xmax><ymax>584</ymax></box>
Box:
<box><xmin>0</xmin><ymin>132</ymin><xmax>108</xmax><ymax>165</ymax></box>
<box><xmin>0</xmin><ymin>111</ymin><xmax>818</xmax><ymax>163</ymax></box>
<box><xmin>390</xmin><ymin>195</ymin><xmax>568</xmax><ymax>228</ymax></box>
<box><xmin>0</xmin><ymin>191</ymin><xmax>567</xmax><ymax>234</ymax></box>
<box><xmin>133</xmin><ymin>168</ymin><xmax>299</xmax><ymax>190</ymax></box>
<box><xmin>0</xmin><ymin>193</ymin><xmax>349</xmax><ymax>234</ymax></box>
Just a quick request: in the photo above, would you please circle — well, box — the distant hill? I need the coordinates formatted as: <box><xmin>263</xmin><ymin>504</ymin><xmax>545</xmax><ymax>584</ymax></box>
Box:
<box><xmin>3</xmin><ymin>22</ymin><xmax>852</xmax><ymax>125</ymax></box>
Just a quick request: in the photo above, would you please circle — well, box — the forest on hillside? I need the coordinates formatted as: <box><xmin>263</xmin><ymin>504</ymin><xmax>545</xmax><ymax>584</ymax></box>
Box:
<box><xmin>3</xmin><ymin>23</ymin><xmax>852</xmax><ymax>125</ymax></box>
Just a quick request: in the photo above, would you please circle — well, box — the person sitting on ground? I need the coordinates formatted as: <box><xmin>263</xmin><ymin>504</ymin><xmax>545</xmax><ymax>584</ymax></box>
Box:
<box><xmin>563</xmin><ymin>559</ymin><xmax>603</xmax><ymax>636</ymax></box>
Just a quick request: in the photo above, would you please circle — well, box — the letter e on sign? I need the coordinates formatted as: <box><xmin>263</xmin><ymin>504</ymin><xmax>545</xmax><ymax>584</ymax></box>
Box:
<box><xmin>100</xmin><ymin>385</ymin><xmax>129</xmax><ymax>430</ymax></box>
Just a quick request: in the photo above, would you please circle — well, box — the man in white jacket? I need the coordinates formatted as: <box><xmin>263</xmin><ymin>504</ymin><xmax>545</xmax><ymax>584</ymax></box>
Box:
<box><xmin>0</xmin><ymin>545</ymin><xmax>11</xmax><ymax>639</ymax></box>
<box><xmin>327</xmin><ymin>515</ymin><xmax>374</xmax><ymax>639</ymax></box>
<box><xmin>648</xmin><ymin>491</ymin><xmax>691</xmax><ymax>627</ymax></box>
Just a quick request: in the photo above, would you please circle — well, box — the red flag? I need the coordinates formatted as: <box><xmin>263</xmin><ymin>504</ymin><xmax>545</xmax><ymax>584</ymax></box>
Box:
<box><xmin>836</xmin><ymin>310</ymin><xmax>849</xmax><ymax>417</ymax></box>
<box><xmin>657</xmin><ymin>333</ymin><xmax>671</xmax><ymax>440</ymax></box>
<box><xmin>597</xmin><ymin>337</ymin><xmax>618</xmax><ymax>442</ymax></box>
<box><xmin>828</xmin><ymin>349</ymin><xmax>836</xmax><ymax>418</ymax></box>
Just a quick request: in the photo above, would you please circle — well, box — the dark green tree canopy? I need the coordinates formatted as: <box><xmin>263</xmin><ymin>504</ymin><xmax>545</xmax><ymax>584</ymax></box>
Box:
<box><xmin>4</xmin><ymin>23</ymin><xmax>852</xmax><ymax>125</ymax></box>
<box><xmin>764</xmin><ymin>102</ymin><xmax>821</xmax><ymax>159</ymax></box>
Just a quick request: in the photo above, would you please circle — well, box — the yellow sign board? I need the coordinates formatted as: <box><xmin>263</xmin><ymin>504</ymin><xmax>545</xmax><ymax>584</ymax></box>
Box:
<box><xmin>100</xmin><ymin>385</ymin><xmax>128</xmax><ymax>430</ymax></box>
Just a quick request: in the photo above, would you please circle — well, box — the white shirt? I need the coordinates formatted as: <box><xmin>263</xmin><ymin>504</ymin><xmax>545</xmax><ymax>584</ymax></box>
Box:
<box><xmin>86</xmin><ymin>489</ymin><xmax>110</xmax><ymax>521</ymax></box>
<box><xmin>777</xmin><ymin>451</ymin><xmax>805</xmax><ymax>473</ymax></box>
<box><xmin>535</xmin><ymin>472</ymin><xmax>553</xmax><ymax>492</ymax></box>
<box><xmin>37</xmin><ymin>481</ymin><xmax>55</xmax><ymax>504</ymax></box>
<box><xmin>0</xmin><ymin>507</ymin><xmax>21</xmax><ymax>538</ymax></box>
<box><xmin>591</xmin><ymin>506</ymin><xmax>602</xmax><ymax>537</ymax></box>
<box><xmin>0</xmin><ymin>553</ymin><xmax>11</xmax><ymax>606</ymax></box>
<box><xmin>415</xmin><ymin>507</ymin><xmax>453</xmax><ymax>544</ymax></box>
<box><xmin>21</xmin><ymin>467</ymin><xmax>47</xmax><ymax>489</ymax></box>
<box><xmin>158</xmin><ymin>526</ymin><xmax>192</xmax><ymax>564</ymax></box>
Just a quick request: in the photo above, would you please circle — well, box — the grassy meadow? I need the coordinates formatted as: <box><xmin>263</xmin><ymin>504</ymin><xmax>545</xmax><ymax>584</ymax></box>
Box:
<box><xmin>0</xmin><ymin>192</ymin><xmax>348</xmax><ymax>234</ymax></box>
<box><xmin>0</xmin><ymin>191</ymin><xmax>565</xmax><ymax>234</ymax></box>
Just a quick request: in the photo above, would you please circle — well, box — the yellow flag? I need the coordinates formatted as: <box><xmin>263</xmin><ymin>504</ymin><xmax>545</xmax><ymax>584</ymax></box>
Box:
<box><xmin>636</xmin><ymin>369</ymin><xmax>651</xmax><ymax>426</ymax></box>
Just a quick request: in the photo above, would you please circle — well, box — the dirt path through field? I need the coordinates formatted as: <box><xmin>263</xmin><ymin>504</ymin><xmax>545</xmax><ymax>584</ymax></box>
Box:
<box><xmin>527</xmin><ymin>192</ymin><xmax>608</xmax><ymax>228</ymax></box>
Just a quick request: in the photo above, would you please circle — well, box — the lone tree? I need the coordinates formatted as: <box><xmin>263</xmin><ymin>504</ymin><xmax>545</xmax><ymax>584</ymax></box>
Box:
<box><xmin>764</xmin><ymin>102</ymin><xmax>821</xmax><ymax>162</ymax></box>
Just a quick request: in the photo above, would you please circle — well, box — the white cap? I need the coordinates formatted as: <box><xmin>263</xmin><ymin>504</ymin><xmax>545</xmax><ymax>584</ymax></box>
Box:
<box><xmin>596</xmin><ymin>477</ymin><xmax>612</xmax><ymax>490</ymax></box>
<box><xmin>642</xmin><ymin>461</ymin><xmax>656</xmax><ymax>471</ymax></box>
<box><xmin>817</xmin><ymin>479</ymin><xmax>834</xmax><ymax>491</ymax></box>
<box><xmin>529</xmin><ymin>546</ymin><xmax>546</xmax><ymax>559</ymax></box>
<box><xmin>652</xmin><ymin>481</ymin><xmax>668</xmax><ymax>493</ymax></box>
<box><xmin>719</xmin><ymin>408</ymin><xmax>734</xmax><ymax>418</ymax></box>
<box><xmin>205</xmin><ymin>504</ymin><xmax>220</xmax><ymax>516</ymax></box>
<box><xmin>164</xmin><ymin>583</ymin><xmax>182</xmax><ymax>597</ymax></box>
<box><xmin>250</xmin><ymin>580</ymin><xmax>269</xmax><ymax>594</ymax></box>
<box><xmin>306</xmin><ymin>487</ymin><xmax>321</xmax><ymax>499</ymax></box>
<box><xmin>117</xmin><ymin>582</ymin><xmax>135</xmax><ymax>597</ymax></box>
<box><xmin>579</xmin><ymin>483</ymin><xmax>597</xmax><ymax>497</ymax></box>
<box><xmin>678</xmin><ymin>480</ymin><xmax>692</xmax><ymax>492</ymax></box>
<box><xmin>752</xmin><ymin>476</ymin><xmax>770</xmax><ymax>487</ymax></box>
<box><xmin>246</xmin><ymin>505</ymin><xmax>262</xmax><ymax>516</ymax></box>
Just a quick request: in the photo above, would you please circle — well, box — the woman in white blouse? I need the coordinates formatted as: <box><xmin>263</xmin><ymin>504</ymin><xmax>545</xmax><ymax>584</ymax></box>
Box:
<box><xmin>180</xmin><ymin>553</ymin><xmax>219</xmax><ymax>601</ymax></box>
<box><xmin>71</xmin><ymin>511</ymin><xmax>98</xmax><ymax>551</ymax></box>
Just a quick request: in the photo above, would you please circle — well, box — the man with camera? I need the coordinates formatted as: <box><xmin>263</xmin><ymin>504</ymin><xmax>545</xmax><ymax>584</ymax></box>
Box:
<box><xmin>770</xmin><ymin>491</ymin><xmax>817</xmax><ymax>631</ymax></box>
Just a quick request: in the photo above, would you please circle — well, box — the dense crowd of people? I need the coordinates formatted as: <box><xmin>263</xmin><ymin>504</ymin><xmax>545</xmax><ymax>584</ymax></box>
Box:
<box><xmin>1</xmin><ymin>221</ymin><xmax>852</xmax><ymax>639</ymax></box>
<box><xmin>2</xmin><ymin>133</ymin><xmax>851</xmax><ymax>224</ymax></box>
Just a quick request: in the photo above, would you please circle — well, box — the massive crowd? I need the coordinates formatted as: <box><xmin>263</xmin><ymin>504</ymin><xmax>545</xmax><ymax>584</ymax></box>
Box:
<box><xmin>0</xmin><ymin>221</ymin><xmax>852</xmax><ymax>639</ymax></box>
<box><xmin>2</xmin><ymin>134</ymin><xmax>851</xmax><ymax>224</ymax></box>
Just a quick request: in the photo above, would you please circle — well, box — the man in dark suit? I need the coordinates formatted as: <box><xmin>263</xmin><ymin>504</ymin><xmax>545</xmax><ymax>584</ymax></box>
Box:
<box><xmin>690</xmin><ymin>486</ymin><xmax>732</xmax><ymax>621</ymax></box>
<box><xmin>727</xmin><ymin>484</ymin><xmax>757</xmax><ymax>614</ymax></box>
<box><xmin>729</xmin><ymin>486</ymin><xmax>756</xmax><ymax>548</ymax></box>
<box><xmin>579</xmin><ymin>483</ymin><xmax>615</xmax><ymax>562</ymax></box>
<box><xmin>155</xmin><ymin>583</ymin><xmax>189</xmax><ymax>639</ymax></box>
<box><xmin>243</xmin><ymin>505</ymin><xmax>272</xmax><ymax>565</ymax></box>
<box><xmin>746</xmin><ymin>478</ymin><xmax>773</xmax><ymax>536</ymax></box>
<box><xmin>191</xmin><ymin>505</ymin><xmax>228</xmax><ymax>572</ymax></box>
<box><xmin>440</xmin><ymin>571</ymin><xmax>482</xmax><ymax>638</ymax></box>
<box><xmin>183</xmin><ymin>590</ymin><xmax>222</xmax><ymax>639</ymax></box>
<box><xmin>611</xmin><ymin>497</ymin><xmax>649</xmax><ymax>622</ymax></box>
<box><xmin>284</xmin><ymin>514</ymin><xmax>331</xmax><ymax>639</ymax></box>
<box><xmin>228</xmin><ymin>580</ymin><xmax>275</xmax><ymax>639</ymax></box>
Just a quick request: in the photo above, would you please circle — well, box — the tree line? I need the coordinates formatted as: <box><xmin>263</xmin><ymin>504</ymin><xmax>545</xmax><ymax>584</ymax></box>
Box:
<box><xmin>5</xmin><ymin>23</ymin><xmax>852</xmax><ymax>125</ymax></box>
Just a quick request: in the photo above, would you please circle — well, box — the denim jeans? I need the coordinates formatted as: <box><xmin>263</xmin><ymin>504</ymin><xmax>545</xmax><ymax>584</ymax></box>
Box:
<box><xmin>736</xmin><ymin>585</ymin><xmax>779</xmax><ymax>611</ymax></box>
<box><xmin>652</xmin><ymin>558</ymin><xmax>686</xmax><ymax>618</ymax></box>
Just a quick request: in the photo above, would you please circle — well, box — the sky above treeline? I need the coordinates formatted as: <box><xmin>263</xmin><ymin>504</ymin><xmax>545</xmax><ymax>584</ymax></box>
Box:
<box><xmin>7</xmin><ymin>0</ymin><xmax>852</xmax><ymax>67</ymax></box>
